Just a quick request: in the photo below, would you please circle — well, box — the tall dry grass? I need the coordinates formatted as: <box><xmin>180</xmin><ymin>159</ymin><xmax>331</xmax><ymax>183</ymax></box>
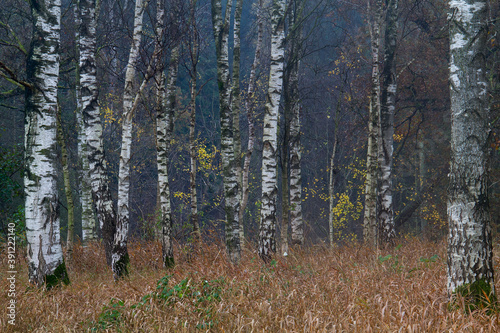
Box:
<box><xmin>1</xmin><ymin>238</ymin><xmax>500</xmax><ymax>332</ymax></box>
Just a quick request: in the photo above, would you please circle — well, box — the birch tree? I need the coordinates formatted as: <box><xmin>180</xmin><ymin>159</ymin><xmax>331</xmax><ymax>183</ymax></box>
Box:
<box><xmin>211</xmin><ymin>0</ymin><xmax>241</xmax><ymax>263</ymax></box>
<box><xmin>156</xmin><ymin>3</ymin><xmax>178</xmax><ymax>269</ymax></box>
<box><xmin>25</xmin><ymin>0</ymin><xmax>69</xmax><ymax>287</ymax></box>
<box><xmin>239</xmin><ymin>0</ymin><xmax>265</xmax><ymax>244</ymax></box>
<box><xmin>259</xmin><ymin>0</ymin><xmax>286</xmax><ymax>262</ymax></box>
<box><xmin>80</xmin><ymin>0</ymin><xmax>117</xmax><ymax>265</ymax></box>
<box><xmin>75</xmin><ymin>1</ymin><xmax>97</xmax><ymax>243</ymax></box>
<box><xmin>232</xmin><ymin>0</ymin><xmax>243</xmax><ymax>211</ymax></box>
<box><xmin>447</xmin><ymin>0</ymin><xmax>495</xmax><ymax>306</ymax></box>
<box><xmin>158</xmin><ymin>53</ymin><xmax>178</xmax><ymax>268</ymax></box>
<box><xmin>378</xmin><ymin>0</ymin><xmax>398</xmax><ymax>247</ymax></box>
<box><xmin>363</xmin><ymin>0</ymin><xmax>382</xmax><ymax>247</ymax></box>
<box><xmin>188</xmin><ymin>0</ymin><xmax>201</xmax><ymax>243</ymax></box>
<box><xmin>114</xmin><ymin>0</ymin><xmax>154</xmax><ymax>278</ymax></box>
<box><xmin>288</xmin><ymin>0</ymin><xmax>304</xmax><ymax>247</ymax></box>
<box><xmin>328</xmin><ymin>104</ymin><xmax>339</xmax><ymax>248</ymax></box>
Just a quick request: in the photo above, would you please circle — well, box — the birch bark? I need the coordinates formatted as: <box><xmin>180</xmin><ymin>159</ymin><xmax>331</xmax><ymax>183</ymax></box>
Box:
<box><xmin>157</xmin><ymin>46</ymin><xmax>179</xmax><ymax>268</ymax></box>
<box><xmin>259</xmin><ymin>0</ymin><xmax>286</xmax><ymax>262</ymax></box>
<box><xmin>281</xmin><ymin>110</ymin><xmax>290</xmax><ymax>254</ymax></box>
<box><xmin>114</xmin><ymin>0</ymin><xmax>147</xmax><ymax>279</ymax></box>
<box><xmin>232</xmin><ymin>0</ymin><xmax>243</xmax><ymax>243</ymax></box>
<box><xmin>363</xmin><ymin>0</ymin><xmax>382</xmax><ymax>247</ymax></box>
<box><xmin>156</xmin><ymin>3</ymin><xmax>177</xmax><ymax>268</ymax></box>
<box><xmin>378</xmin><ymin>0</ymin><xmax>398</xmax><ymax>247</ymax></box>
<box><xmin>25</xmin><ymin>0</ymin><xmax>69</xmax><ymax>287</ymax></box>
<box><xmin>211</xmin><ymin>0</ymin><xmax>241</xmax><ymax>263</ymax></box>
<box><xmin>288</xmin><ymin>0</ymin><xmax>304</xmax><ymax>246</ymax></box>
<box><xmin>188</xmin><ymin>0</ymin><xmax>201</xmax><ymax>243</ymax></box>
<box><xmin>328</xmin><ymin>106</ymin><xmax>339</xmax><ymax>247</ymax></box>
<box><xmin>289</xmin><ymin>100</ymin><xmax>303</xmax><ymax>245</ymax></box>
<box><xmin>80</xmin><ymin>0</ymin><xmax>116</xmax><ymax>265</ymax></box>
<box><xmin>189</xmin><ymin>60</ymin><xmax>200</xmax><ymax>242</ymax></box>
<box><xmin>239</xmin><ymin>0</ymin><xmax>265</xmax><ymax>244</ymax></box>
<box><xmin>75</xmin><ymin>0</ymin><xmax>97</xmax><ymax>242</ymax></box>
<box><xmin>447</xmin><ymin>0</ymin><xmax>495</xmax><ymax>303</ymax></box>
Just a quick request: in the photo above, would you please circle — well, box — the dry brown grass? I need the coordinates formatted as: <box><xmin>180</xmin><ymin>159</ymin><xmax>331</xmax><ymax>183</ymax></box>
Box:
<box><xmin>1</xmin><ymin>238</ymin><xmax>500</xmax><ymax>332</ymax></box>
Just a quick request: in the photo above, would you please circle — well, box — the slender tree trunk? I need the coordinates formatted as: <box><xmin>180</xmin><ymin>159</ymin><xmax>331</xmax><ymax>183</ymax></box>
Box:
<box><xmin>188</xmin><ymin>0</ymin><xmax>201</xmax><ymax>244</ymax></box>
<box><xmin>56</xmin><ymin>108</ymin><xmax>75</xmax><ymax>264</ymax></box>
<box><xmin>239</xmin><ymin>0</ymin><xmax>264</xmax><ymax>244</ymax></box>
<box><xmin>281</xmin><ymin>1</ymin><xmax>294</xmax><ymax>255</ymax></box>
<box><xmin>189</xmin><ymin>67</ymin><xmax>200</xmax><ymax>241</ymax></box>
<box><xmin>78</xmin><ymin>109</ymin><xmax>97</xmax><ymax>243</ymax></box>
<box><xmin>447</xmin><ymin>0</ymin><xmax>495</xmax><ymax>304</ymax></box>
<box><xmin>259</xmin><ymin>0</ymin><xmax>286</xmax><ymax>262</ymax></box>
<box><xmin>289</xmin><ymin>97</ymin><xmax>303</xmax><ymax>246</ymax></box>
<box><xmin>80</xmin><ymin>0</ymin><xmax>116</xmax><ymax>266</ymax></box>
<box><xmin>155</xmin><ymin>0</ymin><xmax>175</xmax><ymax>268</ymax></box>
<box><xmin>211</xmin><ymin>0</ymin><xmax>241</xmax><ymax>263</ymax></box>
<box><xmin>75</xmin><ymin>0</ymin><xmax>97</xmax><ymax>242</ymax></box>
<box><xmin>114</xmin><ymin>0</ymin><xmax>147</xmax><ymax>279</ymax></box>
<box><xmin>417</xmin><ymin>139</ymin><xmax>426</xmax><ymax>235</ymax></box>
<box><xmin>363</xmin><ymin>0</ymin><xmax>382</xmax><ymax>247</ymax></box>
<box><xmin>281</xmin><ymin>117</ymin><xmax>289</xmax><ymax>255</ymax></box>
<box><xmin>25</xmin><ymin>0</ymin><xmax>69</xmax><ymax>288</ymax></box>
<box><xmin>288</xmin><ymin>0</ymin><xmax>305</xmax><ymax>246</ymax></box>
<box><xmin>328</xmin><ymin>108</ymin><xmax>339</xmax><ymax>248</ymax></box>
<box><xmin>378</xmin><ymin>0</ymin><xmax>398</xmax><ymax>247</ymax></box>
<box><xmin>188</xmin><ymin>88</ymin><xmax>200</xmax><ymax>241</ymax></box>
<box><xmin>232</xmin><ymin>0</ymin><xmax>243</xmax><ymax>244</ymax></box>
<box><xmin>159</xmin><ymin>46</ymin><xmax>179</xmax><ymax>268</ymax></box>
<box><xmin>155</xmin><ymin>72</ymin><xmax>168</xmax><ymax>243</ymax></box>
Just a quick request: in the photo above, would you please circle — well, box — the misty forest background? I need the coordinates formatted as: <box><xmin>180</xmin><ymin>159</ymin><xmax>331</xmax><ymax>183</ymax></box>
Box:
<box><xmin>3</xmin><ymin>0</ymin><xmax>500</xmax><ymax>331</ymax></box>
<box><xmin>1</xmin><ymin>0</ymin><xmax>500</xmax><ymax>256</ymax></box>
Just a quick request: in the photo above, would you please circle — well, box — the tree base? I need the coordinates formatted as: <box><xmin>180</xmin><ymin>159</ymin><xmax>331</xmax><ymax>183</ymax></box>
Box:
<box><xmin>45</xmin><ymin>261</ymin><xmax>70</xmax><ymax>290</ymax></box>
<box><xmin>450</xmin><ymin>279</ymin><xmax>497</xmax><ymax>313</ymax></box>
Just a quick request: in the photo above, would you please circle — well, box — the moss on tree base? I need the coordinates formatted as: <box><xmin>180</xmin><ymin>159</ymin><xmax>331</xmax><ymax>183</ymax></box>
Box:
<box><xmin>163</xmin><ymin>256</ymin><xmax>174</xmax><ymax>269</ymax></box>
<box><xmin>113</xmin><ymin>253</ymin><xmax>130</xmax><ymax>280</ymax></box>
<box><xmin>451</xmin><ymin>279</ymin><xmax>497</xmax><ymax>313</ymax></box>
<box><xmin>45</xmin><ymin>261</ymin><xmax>70</xmax><ymax>290</ymax></box>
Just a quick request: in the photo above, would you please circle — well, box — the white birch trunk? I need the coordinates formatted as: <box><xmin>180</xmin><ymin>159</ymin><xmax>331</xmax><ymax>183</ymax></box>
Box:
<box><xmin>79</xmin><ymin>119</ymin><xmax>97</xmax><ymax>242</ymax></box>
<box><xmin>281</xmin><ymin>116</ymin><xmax>290</xmax><ymax>255</ymax></box>
<box><xmin>328</xmin><ymin>109</ymin><xmax>339</xmax><ymax>248</ymax></box>
<box><xmin>239</xmin><ymin>0</ymin><xmax>265</xmax><ymax>244</ymax></box>
<box><xmin>75</xmin><ymin>0</ymin><xmax>97</xmax><ymax>242</ymax></box>
<box><xmin>232</xmin><ymin>0</ymin><xmax>243</xmax><ymax>243</ymax></box>
<box><xmin>259</xmin><ymin>0</ymin><xmax>286</xmax><ymax>262</ymax></box>
<box><xmin>80</xmin><ymin>0</ymin><xmax>116</xmax><ymax>265</ymax></box>
<box><xmin>363</xmin><ymin>0</ymin><xmax>382</xmax><ymax>247</ymax></box>
<box><xmin>212</xmin><ymin>0</ymin><xmax>241</xmax><ymax>263</ymax></box>
<box><xmin>288</xmin><ymin>0</ymin><xmax>304</xmax><ymax>247</ymax></box>
<box><xmin>189</xmin><ymin>65</ymin><xmax>200</xmax><ymax>242</ymax></box>
<box><xmin>157</xmin><ymin>45</ymin><xmax>179</xmax><ymax>268</ymax></box>
<box><xmin>447</xmin><ymin>0</ymin><xmax>495</xmax><ymax>303</ymax></box>
<box><xmin>114</xmin><ymin>0</ymin><xmax>147</xmax><ymax>279</ymax></box>
<box><xmin>155</xmin><ymin>0</ymin><xmax>175</xmax><ymax>268</ymax></box>
<box><xmin>25</xmin><ymin>0</ymin><xmax>69</xmax><ymax>288</ymax></box>
<box><xmin>378</xmin><ymin>0</ymin><xmax>398</xmax><ymax>247</ymax></box>
<box><xmin>289</xmin><ymin>100</ymin><xmax>303</xmax><ymax>245</ymax></box>
<box><xmin>188</xmin><ymin>0</ymin><xmax>201</xmax><ymax>243</ymax></box>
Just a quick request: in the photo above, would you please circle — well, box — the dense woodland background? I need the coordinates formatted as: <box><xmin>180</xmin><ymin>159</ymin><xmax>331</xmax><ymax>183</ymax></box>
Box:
<box><xmin>0</xmin><ymin>0</ymin><xmax>499</xmax><ymax>252</ymax></box>
<box><xmin>2</xmin><ymin>0</ymin><xmax>500</xmax><ymax>330</ymax></box>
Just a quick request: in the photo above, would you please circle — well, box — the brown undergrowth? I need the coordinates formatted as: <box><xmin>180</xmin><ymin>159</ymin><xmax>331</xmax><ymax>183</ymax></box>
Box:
<box><xmin>1</xmin><ymin>238</ymin><xmax>500</xmax><ymax>332</ymax></box>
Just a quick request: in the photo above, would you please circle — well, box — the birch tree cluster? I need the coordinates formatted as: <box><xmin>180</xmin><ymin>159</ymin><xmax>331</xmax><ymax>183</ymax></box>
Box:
<box><xmin>0</xmin><ymin>0</ymin><xmax>499</xmax><ymax>304</ymax></box>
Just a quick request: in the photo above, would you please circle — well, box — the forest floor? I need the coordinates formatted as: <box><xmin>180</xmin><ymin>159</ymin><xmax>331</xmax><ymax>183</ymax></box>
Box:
<box><xmin>1</xmin><ymin>237</ymin><xmax>500</xmax><ymax>332</ymax></box>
